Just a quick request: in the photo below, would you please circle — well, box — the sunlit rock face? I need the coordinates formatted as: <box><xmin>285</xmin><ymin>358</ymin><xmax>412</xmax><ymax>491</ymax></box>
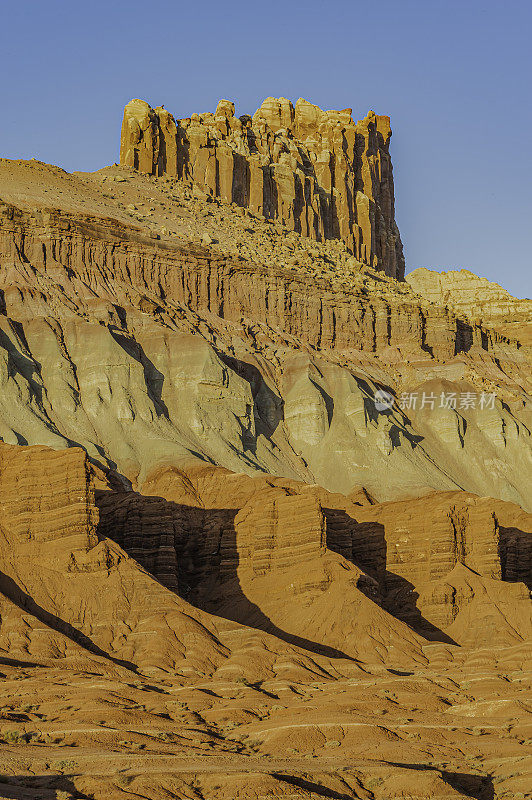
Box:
<box><xmin>0</xmin><ymin>110</ymin><xmax>530</xmax><ymax>799</ymax></box>
<box><xmin>0</xmin><ymin>197</ymin><xmax>530</xmax><ymax>507</ymax></box>
<box><xmin>120</xmin><ymin>97</ymin><xmax>405</xmax><ymax>278</ymax></box>
<box><xmin>407</xmin><ymin>266</ymin><xmax>532</xmax><ymax>345</ymax></box>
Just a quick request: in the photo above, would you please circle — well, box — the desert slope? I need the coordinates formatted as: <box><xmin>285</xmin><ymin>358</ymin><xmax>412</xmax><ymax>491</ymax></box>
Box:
<box><xmin>0</xmin><ymin>169</ymin><xmax>530</xmax><ymax>508</ymax></box>
<box><xmin>0</xmin><ymin>96</ymin><xmax>530</xmax><ymax>799</ymax></box>
<box><xmin>0</xmin><ymin>443</ymin><xmax>530</xmax><ymax>799</ymax></box>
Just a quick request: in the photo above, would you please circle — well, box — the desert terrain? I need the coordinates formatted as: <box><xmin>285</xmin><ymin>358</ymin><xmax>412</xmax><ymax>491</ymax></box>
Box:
<box><xmin>0</xmin><ymin>96</ymin><xmax>530</xmax><ymax>800</ymax></box>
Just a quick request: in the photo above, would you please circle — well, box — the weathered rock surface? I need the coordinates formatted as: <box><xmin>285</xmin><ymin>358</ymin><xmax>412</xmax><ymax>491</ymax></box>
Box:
<box><xmin>120</xmin><ymin>97</ymin><xmax>405</xmax><ymax>278</ymax></box>
<box><xmin>97</xmin><ymin>466</ymin><xmax>424</xmax><ymax>666</ymax></box>
<box><xmin>407</xmin><ymin>267</ymin><xmax>532</xmax><ymax>346</ymax></box>
<box><xmin>0</xmin><ymin>443</ymin><xmax>229</xmax><ymax>675</ymax></box>
<box><xmin>95</xmin><ymin>464</ymin><xmax>532</xmax><ymax>655</ymax></box>
<box><xmin>0</xmin><ymin>191</ymin><xmax>530</xmax><ymax>510</ymax></box>
<box><xmin>352</xmin><ymin>491</ymin><xmax>532</xmax><ymax>645</ymax></box>
<box><xmin>1</xmin><ymin>446</ymin><xmax>529</xmax><ymax>799</ymax></box>
<box><xmin>0</xmin><ymin>140</ymin><xmax>530</xmax><ymax>799</ymax></box>
<box><xmin>0</xmin><ymin>201</ymin><xmax>508</xmax><ymax>358</ymax></box>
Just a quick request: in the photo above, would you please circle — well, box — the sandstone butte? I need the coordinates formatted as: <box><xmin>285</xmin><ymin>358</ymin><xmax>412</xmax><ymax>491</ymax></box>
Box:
<box><xmin>0</xmin><ymin>96</ymin><xmax>529</xmax><ymax>800</ymax></box>
<box><xmin>119</xmin><ymin>97</ymin><xmax>405</xmax><ymax>279</ymax></box>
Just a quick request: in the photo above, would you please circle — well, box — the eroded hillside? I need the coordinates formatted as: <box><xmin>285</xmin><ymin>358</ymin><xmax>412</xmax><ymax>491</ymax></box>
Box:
<box><xmin>407</xmin><ymin>267</ymin><xmax>532</xmax><ymax>346</ymax></box>
<box><xmin>0</xmin><ymin>100</ymin><xmax>530</xmax><ymax>799</ymax></box>
<box><xmin>0</xmin><ymin>443</ymin><xmax>530</xmax><ymax>799</ymax></box>
<box><xmin>0</xmin><ymin>159</ymin><xmax>530</xmax><ymax>508</ymax></box>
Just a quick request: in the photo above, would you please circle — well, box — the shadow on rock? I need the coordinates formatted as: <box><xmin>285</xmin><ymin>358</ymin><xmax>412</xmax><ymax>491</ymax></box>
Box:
<box><xmin>0</xmin><ymin>570</ymin><xmax>138</xmax><ymax>673</ymax></box>
<box><xmin>0</xmin><ymin>775</ymin><xmax>93</xmax><ymax>800</ymax></box>
<box><xmin>96</xmin><ymin>489</ymin><xmax>356</xmax><ymax>661</ymax></box>
<box><xmin>385</xmin><ymin>762</ymin><xmax>494</xmax><ymax>800</ymax></box>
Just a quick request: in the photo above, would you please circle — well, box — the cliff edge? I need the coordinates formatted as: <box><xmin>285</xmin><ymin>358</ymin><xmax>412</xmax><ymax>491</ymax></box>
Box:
<box><xmin>119</xmin><ymin>97</ymin><xmax>405</xmax><ymax>278</ymax></box>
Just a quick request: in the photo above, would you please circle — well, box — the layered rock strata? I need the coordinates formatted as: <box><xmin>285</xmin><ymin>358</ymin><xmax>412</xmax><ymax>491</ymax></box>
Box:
<box><xmin>120</xmin><ymin>97</ymin><xmax>405</xmax><ymax>278</ymax></box>
<box><xmin>0</xmin><ymin>444</ymin><xmax>228</xmax><ymax>674</ymax></box>
<box><xmin>0</xmin><ymin>195</ymin><xmax>530</xmax><ymax>510</ymax></box>
<box><xmin>407</xmin><ymin>267</ymin><xmax>532</xmax><ymax>346</ymax></box>
<box><xmin>353</xmin><ymin>491</ymin><xmax>532</xmax><ymax>642</ymax></box>
<box><xmin>0</xmin><ymin>202</ymin><xmax>509</xmax><ymax>360</ymax></box>
<box><xmin>95</xmin><ymin>464</ymin><xmax>532</xmax><ymax>651</ymax></box>
<box><xmin>0</xmin><ymin>442</ymin><xmax>430</xmax><ymax>670</ymax></box>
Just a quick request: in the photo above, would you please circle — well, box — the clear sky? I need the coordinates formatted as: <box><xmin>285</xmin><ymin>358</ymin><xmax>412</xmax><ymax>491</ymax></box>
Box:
<box><xmin>2</xmin><ymin>0</ymin><xmax>530</xmax><ymax>296</ymax></box>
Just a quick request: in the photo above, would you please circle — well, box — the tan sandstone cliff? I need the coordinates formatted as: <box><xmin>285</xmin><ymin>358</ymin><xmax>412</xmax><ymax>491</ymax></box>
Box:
<box><xmin>119</xmin><ymin>97</ymin><xmax>405</xmax><ymax>278</ymax></box>
<box><xmin>0</xmin><ymin>155</ymin><xmax>530</xmax><ymax>510</ymax></box>
<box><xmin>407</xmin><ymin>267</ymin><xmax>532</xmax><ymax>346</ymax></box>
<box><xmin>0</xmin><ymin>110</ymin><xmax>531</xmax><ymax>800</ymax></box>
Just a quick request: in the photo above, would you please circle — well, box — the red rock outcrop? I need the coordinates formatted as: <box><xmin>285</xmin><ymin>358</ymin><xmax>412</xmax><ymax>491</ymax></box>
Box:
<box><xmin>120</xmin><ymin>97</ymin><xmax>405</xmax><ymax>278</ymax></box>
<box><xmin>96</xmin><ymin>465</ymin><xmax>532</xmax><ymax>656</ymax></box>
<box><xmin>352</xmin><ymin>491</ymin><xmax>532</xmax><ymax>645</ymax></box>
<box><xmin>0</xmin><ymin>443</ymin><xmax>230</xmax><ymax>674</ymax></box>
<box><xmin>0</xmin><ymin>202</ymin><xmax>508</xmax><ymax>361</ymax></box>
<box><xmin>94</xmin><ymin>467</ymin><xmax>424</xmax><ymax>664</ymax></box>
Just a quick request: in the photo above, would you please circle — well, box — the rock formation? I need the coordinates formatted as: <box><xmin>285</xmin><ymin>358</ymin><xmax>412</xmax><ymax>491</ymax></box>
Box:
<box><xmin>120</xmin><ymin>97</ymin><xmax>405</xmax><ymax>278</ymax></box>
<box><xmin>352</xmin><ymin>491</ymin><xmax>532</xmax><ymax>644</ymax></box>
<box><xmin>0</xmin><ymin>201</ymin><xmax>505</xmax><ymax>358</ymax></box>
<box><xmin>0</xmin><ymin>445</ymin><xmax>530</xmax><ymax>798</ymax></box>
<box><xmin>0</xmin><ymin>444</ymin><xmax>229</xmax><ymax>675</ymax></box>
<box><xmin>0</xmin><ymin>186</ymin><xmax>530</xmax><ymax>509</ymax></box>
<box><xmin>95</xmin><ymin>464</ymin><xmax>532</xmax><ymax>654</ymax></box>
<box><xmin>0</xmin><ymin>117</ymin><xmax>530</xmax><ymax>798</ymax></box>
<box><xmin>407</xmin><ymin>267</ymin><xmax>532</xmax><ymax>345</ymax></box>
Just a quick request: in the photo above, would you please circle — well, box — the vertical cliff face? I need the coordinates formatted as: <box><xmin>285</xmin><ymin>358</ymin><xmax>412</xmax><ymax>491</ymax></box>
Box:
<box><xmin>0</xmin><ymin>443</ymin><xmax>231</xmax><ymax>673</ymax></box>
<box><xmin>119</xmin><ymin>97</ymin><xmax>405</xmax><ymax>278</ymax></box>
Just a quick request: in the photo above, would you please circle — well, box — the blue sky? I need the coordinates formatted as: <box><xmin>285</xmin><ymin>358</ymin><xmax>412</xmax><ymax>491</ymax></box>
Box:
<box><xmin>1</xmin><ymin>0</ymin><xmax>530</xmax><ymax>296</ymax></box>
